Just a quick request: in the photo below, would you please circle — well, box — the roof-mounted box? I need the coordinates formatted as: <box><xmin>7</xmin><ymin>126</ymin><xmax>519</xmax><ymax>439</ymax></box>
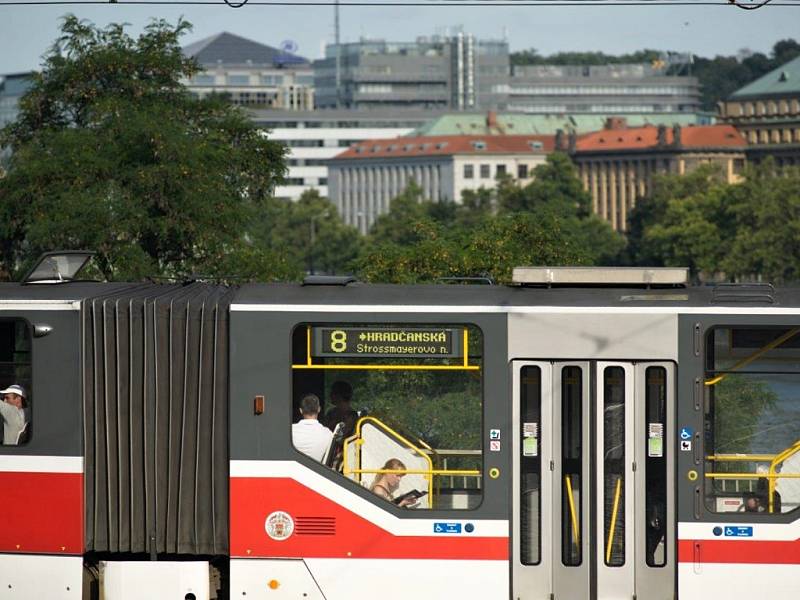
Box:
<box><xmin>512</xmin><ymin>266</ymin><xmax>689</xmax><ymax>287</ymax></box>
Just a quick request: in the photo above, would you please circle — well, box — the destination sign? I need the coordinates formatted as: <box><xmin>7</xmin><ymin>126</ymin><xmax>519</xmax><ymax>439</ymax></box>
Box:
<box><xmin>313</xmin><ymin>327</ymin><xmax>463</xmax><ymax>358</ymax></box>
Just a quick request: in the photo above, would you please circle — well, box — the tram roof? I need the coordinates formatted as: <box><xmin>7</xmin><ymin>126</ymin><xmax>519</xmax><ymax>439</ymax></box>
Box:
<box><xmin>1</xmin><ymin>280</ymin><xmax>800</xmax><ymax>309</ymax></box>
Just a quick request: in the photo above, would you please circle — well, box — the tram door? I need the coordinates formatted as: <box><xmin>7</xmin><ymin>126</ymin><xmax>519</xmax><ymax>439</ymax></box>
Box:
<box><xmin>512</xmin><ymin>361</ymin><xmax>675</xmax><ymax>600</ymax></box>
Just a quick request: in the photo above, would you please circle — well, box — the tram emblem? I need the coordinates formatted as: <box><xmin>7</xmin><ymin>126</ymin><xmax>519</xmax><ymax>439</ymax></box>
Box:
<box><xmin>265</xmin><ymin>511</ymin><xmax>295</xmax><ymax>541</ymax></box>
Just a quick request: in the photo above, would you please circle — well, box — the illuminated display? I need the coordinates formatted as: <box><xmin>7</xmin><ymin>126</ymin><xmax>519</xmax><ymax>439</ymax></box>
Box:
<box><xmin>313</xmin><ymin>327</ymin><xmax>463</xmax><ymax>358</ymax></box>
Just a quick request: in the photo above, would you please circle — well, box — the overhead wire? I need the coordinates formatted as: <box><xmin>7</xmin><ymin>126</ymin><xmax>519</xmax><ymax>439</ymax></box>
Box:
<box><xmin>0</xmin><ymin>0</ymin><xmax>798</xmax><ymax>5</ymax></box>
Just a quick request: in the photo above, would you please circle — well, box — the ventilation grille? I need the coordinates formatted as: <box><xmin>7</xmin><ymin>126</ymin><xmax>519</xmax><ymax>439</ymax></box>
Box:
<box><xmin>295</xmin><ymin>516</ymin><xmax>336</xmax><ymax>535</ymax></box>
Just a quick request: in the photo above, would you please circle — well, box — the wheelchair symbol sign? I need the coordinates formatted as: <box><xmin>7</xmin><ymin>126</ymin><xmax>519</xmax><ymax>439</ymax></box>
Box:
<box><xmin>680</xmin><ymin>427</ymin><xmax>693</xmax><ymax>440</ymax></box>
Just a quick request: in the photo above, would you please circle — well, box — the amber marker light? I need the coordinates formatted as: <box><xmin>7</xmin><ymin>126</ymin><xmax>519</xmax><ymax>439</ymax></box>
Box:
<box><xmin>268</xmin><ymin>580</ymin><xmax>280</xmax><ymax>590</ymax></box>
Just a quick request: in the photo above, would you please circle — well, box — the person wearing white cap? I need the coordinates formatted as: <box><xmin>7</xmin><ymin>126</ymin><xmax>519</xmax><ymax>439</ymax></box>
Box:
<box><xmin>0</xmin><ymin>384</ymin><xmax>28</xmax><ymax>445</ymax></box>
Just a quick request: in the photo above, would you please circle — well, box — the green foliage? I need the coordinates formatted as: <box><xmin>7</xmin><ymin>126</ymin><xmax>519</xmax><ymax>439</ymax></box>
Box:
<box><xmin>712</xmin><ymin>375</ymin><xmax>778</xmax><ymax>456</ymax></box>
<box><xmin>629</xmin><ymin>161</ymin><xmax>800</xmax><ymax>283</ymax></box>
<box><xmin>511</xmin><ymin>49</ymin><xmax>662</xmax><ymax>67</ymax></box>
<box><xmin>0</xmin><ymin>15</ymin><xmax>288</xmax><ymax>282</ymax></box>
<box><xmin>356</xmin><ymin>153</ymin><xmax>623</xmax><ymax>283</ymax></box>
<box><xmin>250</xmin><ymin>190</ymin><xmax>362</xmax><ymax>278</ymax></box>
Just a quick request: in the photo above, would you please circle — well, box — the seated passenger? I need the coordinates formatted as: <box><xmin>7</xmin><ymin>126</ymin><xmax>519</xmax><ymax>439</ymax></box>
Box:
<box><xmin>744</xmin><ymin>494</ymin><xmax>765</xmax><ymax>513</ymax></box>
<box><xmin>322</xmin><ymin>380</ymin><xmax>358</xmax><ymax>438</ymax></box>
<box><xmin>0</xmin><ymin>384</ymin><xmax>28</xmax><ymax>445</ymax></box>
<box><xmin>370</xmin><ymin>458</ymin><xmax>418</xmax><ymax>507</ymax></box>
<box><xmin>292</xmin><ymin>394</ymin><xmax>333</xmax><ymax>462</ymax></box>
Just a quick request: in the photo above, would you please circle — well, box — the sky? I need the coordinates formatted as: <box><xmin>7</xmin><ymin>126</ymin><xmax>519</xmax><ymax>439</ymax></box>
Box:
<box><xmin>0</xmin><ymin>2</ymin><xmax>798</xmax><ymax>74</ymax></box>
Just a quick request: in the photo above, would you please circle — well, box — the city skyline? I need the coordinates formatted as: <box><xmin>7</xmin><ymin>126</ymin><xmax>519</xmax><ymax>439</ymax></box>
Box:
<box><xmin>0</xmin><ymin>3</ymin><xmax>798</xmax><ymax>74</ymax></box>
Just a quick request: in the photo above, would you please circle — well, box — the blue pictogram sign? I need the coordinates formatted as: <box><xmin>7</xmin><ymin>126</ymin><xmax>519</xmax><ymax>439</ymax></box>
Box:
<box><xmin>724</xmin><ymin>526</ymin><xmax>753</xmax><ymax>537</ymax></box>
<box><xmin>680</xmin><ymin>427</ymin><xmax>693</xmax><ymax>440</ymax></box>
<box><xmin>433</xmin><ymin>522</ymin><xmax>462</xmax><ymax>534</ymax></box>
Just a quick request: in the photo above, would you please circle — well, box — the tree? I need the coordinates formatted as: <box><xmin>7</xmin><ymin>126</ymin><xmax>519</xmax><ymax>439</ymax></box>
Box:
<box><xmin>629</xmin><ymin>161</ymin><xmax>800</xmax><ymax>284</ymax></box>
<box><xmin>722</xmin><ymin>162</ymin><xmax>800</xmax><ymax>283</ymax></box>
<box><xmin>250</xmin><ymin>190</ymin><xmax>362</xmax><ymax>278</ymax></box>
<box><xmin>0</xmin><ymin>16</ymin><xmax>287</xmax><ymax>281</ymax></box>
<box><xmin>355</xmin><ymin>154</ymin><xmax>624</xmax><ymax>283</ymax></box>
<box><xmin>500</xmin><ymin>153</ymin><xmax>591</xmax><ymax>218</ymax></box>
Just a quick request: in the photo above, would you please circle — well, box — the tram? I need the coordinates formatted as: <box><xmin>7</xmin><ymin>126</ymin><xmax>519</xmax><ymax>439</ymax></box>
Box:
<box><xmin>0</xmin><ymin>255</ymin><xmax>798</xmax><ymax>600</ymax></box>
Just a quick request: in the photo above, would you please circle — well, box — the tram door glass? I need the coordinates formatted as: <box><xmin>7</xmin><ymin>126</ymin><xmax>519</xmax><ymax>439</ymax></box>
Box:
<box><xmin>520</xmin><ymin>366</ymin><xmax>541</xmax><ymax>565</ymax></box>
<box><xmin>603</xmin><ymin>367</ymin><xmax>626</xmax><ymax>567</ymax></box>
<box><xmin>561</xmin><ymin>366</ymin><xmax>583</xmax><ymax>567</ymax></box>
<box><xmin>704</xmin><ymin>326</ymin><xmax>800</xmax><ymax>515</ymax></box>
<box><xmin>645</xmin><ymin>367</ymin><xmax>667</xmax><ymax>567</ymax></box>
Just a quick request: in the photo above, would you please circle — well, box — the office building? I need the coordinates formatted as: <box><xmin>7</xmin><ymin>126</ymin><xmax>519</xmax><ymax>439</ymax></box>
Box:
<box><xmin>328</xmin><ymin>134</ymin><xmax>553</xmax><ymax>233</ymax></box>
<box><xmin>182</xmin><ymin>32</ymin><xmax>315</xmax><ymax>110</ymax></box>
<box><xmin>506</xmin><ymin>63</ymin><xmax>701</xmax><ymax>115</ymax></box>
<box><xmin>718</xmin><ymin>55</ymin><xmax>800</xmax><ymax>166</ymax></box>
<box><xmin>314</xmin><ymin>32</ymin><xmax>509</xmax><ymax>110</ymax></box>
<box><xmin>251</xmin><ymin>109</ymin><xmax>435</xmax><ymax>199</ymax></box>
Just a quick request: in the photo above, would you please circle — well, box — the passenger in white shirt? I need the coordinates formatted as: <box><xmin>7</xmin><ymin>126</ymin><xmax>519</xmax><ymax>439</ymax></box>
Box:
<box><xmin>0</xmin><ymin>384</ymin><xmax>29</xmax><ymax>445</ymax></box>
<box><xmin>292</xmin><ymin>393</ymin><xmax>333</xmax><ymax>462</ymax></box>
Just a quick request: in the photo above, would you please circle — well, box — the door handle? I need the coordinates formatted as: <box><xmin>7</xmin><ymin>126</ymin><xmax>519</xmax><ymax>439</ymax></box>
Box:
<box><xmin>693</xmin><ymin>432</ymin><xmax>702</xmax><ymax>465</ymax></box>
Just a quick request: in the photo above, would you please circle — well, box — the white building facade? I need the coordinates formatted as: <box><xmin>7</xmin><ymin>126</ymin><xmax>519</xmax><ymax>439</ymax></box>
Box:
<box><xmin>251</xmin><ymin>109</ymin><xmax>444</xmax><ymax>200</ymax></box>
<box><xmin>328</xmin><ymin>135</ymin><xmax>553</xmax><ymax>233</ymax></box>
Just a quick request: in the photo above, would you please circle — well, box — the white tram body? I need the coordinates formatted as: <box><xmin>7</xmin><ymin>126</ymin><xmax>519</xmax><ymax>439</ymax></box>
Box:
<box><xmin>0</xmin><ymin>266</ymin><xmax>797</xmax><ymax>599</ymax></box>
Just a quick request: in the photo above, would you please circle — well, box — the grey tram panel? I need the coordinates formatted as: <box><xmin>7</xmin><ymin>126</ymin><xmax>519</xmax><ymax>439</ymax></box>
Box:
<box><xmin>229</xmin><ymin>306</ymin><xmax>511</xmax><ymax>520</ymax></box>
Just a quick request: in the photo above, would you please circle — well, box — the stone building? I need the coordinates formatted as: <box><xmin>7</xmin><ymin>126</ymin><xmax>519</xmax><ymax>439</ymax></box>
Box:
<box><xmin>569</xmin><ymin>120</ymin><xmax>747</xmax><ymax>231</ymax></box>
<box><xmin>718</xmin><ymin>55</ymin><xmax>800</xmax><ymax>166</ymax></box>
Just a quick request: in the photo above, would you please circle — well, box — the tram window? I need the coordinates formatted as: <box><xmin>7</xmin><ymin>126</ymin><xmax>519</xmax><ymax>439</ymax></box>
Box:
<box><xmin>645</xmin><ymin>367</ymin><xmax>667</xmax><ymax>567</ymax></box>
<box><xmin>561</xmin><ymin>366</ymin><xmax>582</xmax><ymax>566</ymax></box>
<box><xmin>0</xmin><ymin>319</ymin><xmax>32</xmax><ymax>446</ymax></box>
<box><xmin>704</xmin><ymin>327</ymin><xmax>800</xmax><ymax>515</ymax></box>
<box><xmin>291</xmin><ymin>323</ymin><xmax>484</xmax><ymax>511</ymax></box>
<box><xmin>520</xmin><ymin>366</ymin><xmax>541</xmax><ymax>565</ymax></box>
<box><xmin>603</xmin><ymin>367</ymin><xmax>625</xmax><ymax>567</ymax></box>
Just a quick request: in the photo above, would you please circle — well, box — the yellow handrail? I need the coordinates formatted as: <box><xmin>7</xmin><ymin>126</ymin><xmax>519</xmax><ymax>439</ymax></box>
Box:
<box><xmin>565</xmin><ymin>475</ymin><xmax>580</xmax><ymax>547</ymax></box>
<box><xmin>705</xmin><ymin>327</ymin><xmax>800</xmax><ymax>386</ymax></box>
<box><xmin>706</xmin><ymin>454</ymin><xmax>778</xmax><ymax>462</ymax></box>
<box><xmin>704</xmin><ymin>473</ymin><xmax>800</xmax><ymax>479</ymax></box>
<box><xmin>769</xmin><ymin>440</ymin><xmax>800</xmax><ymax>512</ymax></box>
<box><xmin>606</xmin><ymin>477</ymin><xmax>623</xmax><ymax>565</ymax></box>
<box><xmin>342</xmin><ymin>416</ymin><xmax>482</xmax><ymax>507</ymax></box>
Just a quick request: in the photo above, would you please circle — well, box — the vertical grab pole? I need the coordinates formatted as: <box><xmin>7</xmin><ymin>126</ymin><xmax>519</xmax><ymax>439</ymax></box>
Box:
<box><xmin>606</xmin><ymin>476</ymin><xmax>623</xmax><ymax>564</ymax></box>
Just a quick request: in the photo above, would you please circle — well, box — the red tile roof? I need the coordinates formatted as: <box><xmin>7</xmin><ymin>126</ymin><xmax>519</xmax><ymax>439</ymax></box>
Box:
<box><xmin>333</xmin><ymin>134</ymin><xmax>555</xmax><ymax>160</ymax></box>
<box><xmin>574</xmin><ymin>124</ymin><xmax>746</xmax><ymax>152</ymax></box>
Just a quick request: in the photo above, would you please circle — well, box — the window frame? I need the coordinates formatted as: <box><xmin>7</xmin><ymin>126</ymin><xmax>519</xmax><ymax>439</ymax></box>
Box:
<box><xmin>289</xmin><ymin>321</ymin><xmax>486</xmax><ymax>513</ymax></box>
<box><xmin>0</xmin><ymin>317</ymin><xmax>33</xmax><ymax>446</ymax></box>
<box><xmin>703</xmin><ymin>324</ymin><xmax>800</xmax><ymax>517</ymax></box>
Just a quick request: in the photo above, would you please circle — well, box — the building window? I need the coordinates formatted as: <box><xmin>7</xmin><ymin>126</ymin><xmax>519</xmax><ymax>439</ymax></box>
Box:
<box><xmin>464</xmin><ymin>165</ymin><xmax>474</xmax><ymax>179</ymax></box>
<box><xmin>704</xmin><ymin>326</ymin><xmax>800</xmax><ymax>515</ymax></box>
<box><xmin>480</xmin><ymin>164</ymin><xmax>491</xmax><ymax>179</ymax></box>
<box><xmin>496</xmin><ymin>164</ymin><xmax>507</xmax><ymax>177</ymax></box>
<box><xmin>517</xmin><ymin>164</ymin><xmax>529</xmax><ymax>179</ymax></box>
<box><xmin>227</xmin><ymin>74</ymin><xmax>250</xmax><ymax>86</ymax></box>
<box><xmin>0</xmin><ymin>319</ymin><xmax>32</xmax><ymax>445</ymax></box>
<box><xmin>191</xmin><ymin>74</ymin><xmax>215</xmax><ymax>86</ymax></box>
<box><xmin>291</xmin><ymin>324</ymin><xmax>484</xmax><ymax>511</ymax></box>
